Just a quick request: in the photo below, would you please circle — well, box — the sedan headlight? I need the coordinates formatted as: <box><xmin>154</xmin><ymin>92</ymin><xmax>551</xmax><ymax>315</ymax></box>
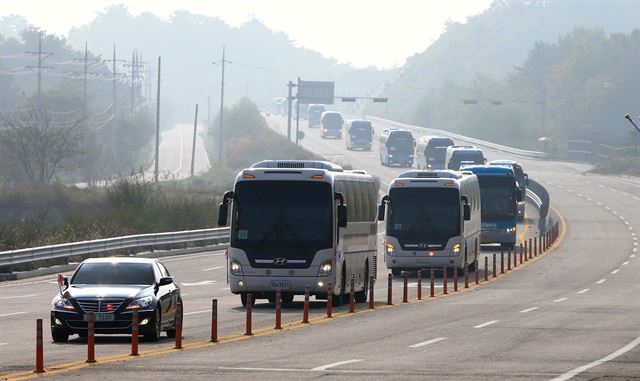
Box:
<box><xmin>385</xmin><ymin>242</ymin><xmax>396</xmax><ymax>256</ymax></box>
<box><xmin>230</xmin><ymin>259</ymin><xmax>242</xmax><ymax>275</ymax></box>
<box><xmin>318</xmin><ymin>260</ymin><xmax>332</xmax><ymax>276</ymax></box>
<box><xmin>451</xmin><ymin>243</ymin><xmax>461</xmax><ymax>256</ymax></box>
<box><xmin>53</xmin><ymin>296</ymin><xmax>75</xmax><ymax>310</ymax></box>
<box><xmin>126</xmin><ymin>296</ymin><xmax>154</xmax><ymax>310</ymax></box>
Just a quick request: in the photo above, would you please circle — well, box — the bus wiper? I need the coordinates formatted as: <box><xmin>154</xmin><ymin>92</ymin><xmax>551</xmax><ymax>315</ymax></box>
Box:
<box><xmin>283</xmin><ymin>222</ymin><xmax>311</xmax><ymax>253</ymax></box>
<box><xmin>250</xmin><ymin>223</ymin><xmax>279</xmax><ymax>252</ymax></box>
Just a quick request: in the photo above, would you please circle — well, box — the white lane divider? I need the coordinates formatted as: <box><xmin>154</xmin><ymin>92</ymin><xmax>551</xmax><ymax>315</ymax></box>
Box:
<box><xmin>553</xmin><ymin>298</ymin><xmax>568</xmax><ymax>303</ymax></box>
<box><xmin>408</xmin><ymin>337</ymin><xmax>447</xmax><ymax>348</ymax></box>
<box><xmin>474</xmin><ymin>320</ymin><xmax>499</xmax><ymax>328</ymax></box>
<box><xmin>181</xmin><ymin>280</ymin><xmax>217</xmax><ymax>286</ymax></box>
<box><xmin>519</xmin><ymin>307</ymin><xmax>539</xmax><ymax>313</ymax></box>
<box><xmin>220</xmin><ymin>287</ymin><xmax>230</xmax><ymax>291</ymax></box>
<box><xmin>0</xmin><ymin>342</ymin><xmax>7</xmax><ymax>346</ymax></box>
<box><xmin>550</xmin><ymin>336</ymin><xmax>640</xmax><ymax>381</ymax></box>
<box><xmin>595</xmin><ymin>279</ymin><xmax>607</xmax><ymax>284</ymax></box>
<box><xmin>311</xmin><ymin>359</ymin><xmax>363</xmax><ymax>371</ymax></box>
<box><xmin>611</xmin><ymin>269</ymin><xmax>619</xmax><ymax>274</ymax></box>
<box><xmin>202</xmin><ymin>266</ymin><xmax>224</xmax><ymax>271</ymax></box>
<box><xmin>576</xmin><ymin>289</ymin><xmax>589</xmax><ymax>294</ymax></box>
<box><xmin>0</xmin><ymin>311</ymin><xmax>27</xmax><ymax>317</ymax></box>
<box><xmin>184</xmin><ymin>309</ymin><xmax>210</xmax><ymax>316</ymax></box>
<box><xmin>631</xmin><ymin>254</ymin><xmax>636</xmax><ymax>258</ymax></box>
<box><xmin>622</xmin><ymin>261</ymin><xmax>629</xmax><ymax>266</ymax></box>
<box><xmin>0</xmin><ymin>294</ymin><xmax>37</xmax><ymax>300</ymax></box>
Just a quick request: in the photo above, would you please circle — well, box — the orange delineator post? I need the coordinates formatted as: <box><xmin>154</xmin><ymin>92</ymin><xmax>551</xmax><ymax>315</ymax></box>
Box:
<box><xmin>402</xmin><ymin>272</ymin><xmax>408</xmax><ymax>303</ymax></box>
<box><xmin>442</xmin><ymin>267</ymin><xmax>448</xmax><ymax>295</ymax></box>
<box><xmin>430</xmin><ymin>269</ymin><xmax>435</xmax><ymax>297</ymax></box>
<box><xmin>175</xmin><ymin>302</ymin><xmax>183</xmax><ymax>349</ymax></box>
<box><xmin>386</xmin><ymin>274</ymin><xmax>393</xmax><ymax>305</ymax></box>
<box><xmin>500</xmin><ymin>251</ymin><xmax>505</xmax><ymax>274</ymax></box>
<box><xmin>417</xmin><ymin>270</ymin><xmax>422</xmax><ymax>300</ymax></box>
<box><xmin>274</xmin><ymin>292</ymin><xmax>282</xmax><ymax>329</ymax></box>
<box><xmin>453</xmin><ymin>267</ymin><xmax>458</xmax><ymax>292</ymax></box>
<box><xmin>326</xmin><ymin>283</ymin><xmax>333</xmax><ymax>318</ymax></box>
<box><xmin>245</xmin><ymin>294</ymin><xmax>253</xmax><ymax>336</ymax></box>
<box><xmin>484</xmin><ymin>256</ymin><xmax>489</xmax><ymax>281</ymax></box>
<box><xmin>475</xmin><ymin>258</ymin><xmax>479</xmax><ymax>285</ymax></box>
<box><xmin>349</xmin><ymin>276</ymin><xmax>355</xmax><ymax>313</ymax></box>
<box><xmin>130</xmin><ymin>310</ymin><xmax>139</xmax><ymax>356</ymax></box>
<box><xmin>303</xmin><ymin>285</ymin><xmax>310</xmax><ymax>323</ymax></box>
<box><xmin>368</xmin><ymin>276</ymin><xmax>375</xmax><ymax>309</ymax></box>
<box><xmin>211</xmin><ymin>299</ymin><xmax>219</xmax><ymax>341</ymax></box>
<box><xmin>86</xmin><ymin>311</ymin><xmax>96</xmax><ymax>363</ymax></box>
<box><xmin>35</xmin><ymin>319</ymin><xmax>44</xmax><ymax>373</ymax></box>
<box><xmin>492</xmin><ymin>253</ymin><xmax>497</xmax><ymax>277</ymax></box>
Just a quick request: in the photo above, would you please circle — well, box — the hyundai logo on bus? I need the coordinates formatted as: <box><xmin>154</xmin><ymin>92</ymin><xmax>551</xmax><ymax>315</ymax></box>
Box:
<box><xmin>273</xmin><ymin>258</ymin><xmax>288</xmax><ymax>265</ymax></box>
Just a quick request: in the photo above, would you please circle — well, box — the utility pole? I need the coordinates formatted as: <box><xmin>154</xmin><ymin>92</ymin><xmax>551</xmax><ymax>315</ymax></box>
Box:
<box><xmin>130</xmin><ymin>50</ymin><xmax>136</xmax><ymax>116</ymax></box>
<box><xmin>190</xmin><ymin>104</ymin><xmax>199</xmax><ymax>177</ymax></box>
<box><xmin>37</xmin><ymin>32</ymin><xmax>42</xmax><ymax>99</ymax></box>
<box><xmin>83</xmin><ymin>42</ymin><xmax>88</xmax><ymax>118</ymax></box>
<box><xmin>541</xmin><ymin>84</ymin><xmax>546</xmax><ymax>136</ymax></box>
<box><xmin>286</xmin><ymin>80</ymin><xmax>295</xmax><ymax>142</ymax></box>
<box><xmin>217</xmin><ymin>46</ymin><xmax>231</xmax><ymax>165</ymax></box>
<box><xmin>112</xmin><ymin>45</ymin><xmax>117</xmax><ymax>117</ymax></box>
<box><xmin>154</xmin><ymin>56</ymin><xmax>161</xmax><ymax>183</ymax></box>
<box><xmin>295</xmin><ymin>77</ymin><xmax>301</xmax><ymax>146</ymax></box>
<box><xmin>207</xmin><ymin>95</ymin><xmax>211</xmax><ymax>130</ymax></box>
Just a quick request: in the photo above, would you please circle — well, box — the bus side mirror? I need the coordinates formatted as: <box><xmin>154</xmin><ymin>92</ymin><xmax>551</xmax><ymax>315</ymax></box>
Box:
<box><xmin>378</xmin><ymin>203</ymin><xmax>386</xmax><ymax>221</ymax></box>
<box><xmin>483</xmin><ymin>158</ymin><xmax>487</xmax><ymax>164</ymax></box>
<box><xmin>217</xmin><ymin>203</ymin><xmax>229</xmax><ymax>227</ymax></box>
<box><xmin>338</xmin><ymin>204</ymin><xmax>348</xmax><ymax>228</ymax></box>
<box><xmin>463</xmin><ymin>204</ymin><xmax>471</xmax><ymax>221</ymax></box>
<box><xmin>516</xmin><ymin>188</ymin><xmax>524</xmax><ymax>202</ymax></box>
<box><xmin>525</xmin><ymin>174</ymin><xmax>530</xmax><ymax>186</ymax></box>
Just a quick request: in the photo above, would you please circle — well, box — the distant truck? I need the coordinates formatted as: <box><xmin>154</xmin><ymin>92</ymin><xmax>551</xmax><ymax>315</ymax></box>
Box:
<box><xmin>416</xmin><ymin>136</ymin><xmax>455</xmax><ymax>170</ymax></box>
<box><xmin>307</xmin><ymin>104</ymin><xmax>325</xmax><ymax>128</ymax></box>
<box><xmin>445</xmin><ymin>146</ymin><xmax>486</xmax><ymax>170</ymax></box>
<box><xmin>346</xmin><ymin>120</ymin><xmax>374</xmax><ymax>151</ymax></box>
<box><xmin>320</xmin><ymin>111</ymin><xmax>344</xmax><ymax>139</ymax></box>
<box><xmin>489</xmin><ymin>160</ymin><xmax>529</xmax><ymax>221</ymax></box>
<box><xmin>379</xmin><ymin>129</ymin><xmax>415</xmax><ymax>167</ymax></box>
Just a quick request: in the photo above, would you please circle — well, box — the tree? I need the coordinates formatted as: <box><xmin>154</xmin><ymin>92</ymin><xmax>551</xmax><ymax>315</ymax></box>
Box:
<box><xmin>0</xmin><ymin>106</ymin><xmax>84</xmax><ymax>183</ymax></box>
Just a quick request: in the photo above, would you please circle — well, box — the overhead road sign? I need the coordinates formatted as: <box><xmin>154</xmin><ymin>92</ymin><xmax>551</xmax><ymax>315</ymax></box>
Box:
<box><xmin>297</xmin><ymin>80</ymin><xmax>335</xmax><ymax>104</ymax></box>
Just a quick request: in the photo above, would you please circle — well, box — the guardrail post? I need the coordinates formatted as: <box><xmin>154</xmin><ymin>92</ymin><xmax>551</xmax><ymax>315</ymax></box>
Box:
<box><xmin>175</xmin><ymin>302</ymin><xmax>183</xmax><ymax>349</ymax></box>
<box><xmin>368</xmin><ymin>276</ymin><xmax>375</xmax><ymax>309</ymax></box>
<box><xmin>35</xmin><ymin>319</ymin><xmax>44</xmax><ymax>373</ymax></box>
<box><xmin>212</xmin><ymin>299</ymin><xmax>219</xmax><ymax>340</ymax></box>
<box><xmin>303</xmin><ymin>285</ymin><xmax>310</xmax><ymax>323</ymax></box>
<box><xmin>326</xmin><ymin>283</ymin><xmax>333</xmax><ymax>318</ymax></box>
<box><xmin>443</xmin><ymin>267</ymin><xmax>448</xmax><ymax>294</ymax></box>
<box><xmin>430</xmin><ymin>269</ymin><xmax>435</xmax><ymax>297</ymax></box>
<box><xmin>387</xmin><ymin>274</ymin><xmax>393</xmax><ymax>305</ymax></box>
<box><xmin>417</xmin><ymin>269</ymin><xmax>422</xmax><ymax>300</ymax></box>
<box><xmin>349</xmin><ymin>275</ymin><xmax>355</xmax><ymax>313</ymax></box>
<box><xmin>130</xmin><ymin>310</ymin><xmax>139</xmax><ymax>356</ymax></box>
<box><xmin>86</xmin><ymin>311</ymin><xmax>96</xmax><ymax>363</ymax></box>
<box><xmin>245</xmin><ymin>294</ymin><xmax>253</xmax><ymax>335</ymax></box>
<box><xmin>500</xmin><ymin>251</ymin><xmax>504</xmax><ymax>274</ymax></box>
<box><xmin>453</xmin><ymin>267</ymin><xmax>458</xmax><ymax>292</ymax></box>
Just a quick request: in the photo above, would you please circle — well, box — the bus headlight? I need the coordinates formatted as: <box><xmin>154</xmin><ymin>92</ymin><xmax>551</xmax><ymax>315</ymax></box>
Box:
<box><xmin>230</xmin><ymin>259</ymin><xmax>242</xmax><ymax>275</ymax></box>
<box><xmin>505</xmin><ymin>227</ymin><xmax>516</xmax><ymax>233</ymax></box>
<box><xmin>451</xmin><ymin>243</ymin><xmax>461</xmax><ymax>256</ymax></box>
<box><xmin>385</xmin><ymin>242</ymin><xmax>396</xmax><ymax>256</ymax></box>
<box><xmin>318</xmin><ymin>260</ymin><xmax>332</xmax><ymax>276</ymax></box>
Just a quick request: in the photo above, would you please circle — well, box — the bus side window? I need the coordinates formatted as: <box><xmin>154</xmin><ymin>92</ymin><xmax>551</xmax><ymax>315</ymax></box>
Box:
<box><xmin>367</xmin><ymin>182</ymin><xmax>377</xmax><ymax>221</ymax></box>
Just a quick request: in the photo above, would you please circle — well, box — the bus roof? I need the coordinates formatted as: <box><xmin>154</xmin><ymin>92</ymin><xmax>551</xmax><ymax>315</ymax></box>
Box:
<box><xmin>398</xmin><ymin>170</ymin><xmax>463</xmax><ymax>179</ymax></box>
<box><xmin>489</xmin><ymin>159</ymin><xmax>521</xmax><ymax>166</ymax></box>
<box><xmin>251</xmin><ymin>160</ymin><xmax>344</xmax><ymax>172</ymax></box>
<box><xmin>460</xmin><ymin>165</ymin><xmax>514</xmax><ymax>176</ymax></box>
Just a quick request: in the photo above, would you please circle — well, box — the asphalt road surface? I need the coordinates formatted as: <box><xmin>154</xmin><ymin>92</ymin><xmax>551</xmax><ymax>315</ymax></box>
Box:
<box><xmin>1</xmin><ymin>116</ymin><xmax>638</xmax><ymax>380</ymax></box>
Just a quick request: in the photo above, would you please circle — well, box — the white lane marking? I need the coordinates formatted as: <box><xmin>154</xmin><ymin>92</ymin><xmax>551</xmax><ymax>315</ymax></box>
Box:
<box><xmin>631</xmin><ymin>254</ymin><xmax>636</xmax><ymax>258</ymax></box>
<box><xmin>202</xmin><ymin>266</ymin><xmax>224</xmax><ymax>271</ymax></box>
<box><xmin>181</xmin><ymin>280</ymin><xmax>217</xmax><ymax>286</ymax></box>
<box><xmin>554</xmin><ymin>298</ymin><xmax>568</xmax><ymax>303</ymax></box>
<box><xmin>162</xmin><ymin>251</ymin><xmax>226</xmax><ymax>262</ymax></box>
<box><xmin>550</xmin><ymin>336</ymin><xmax>640</xmax><ymax>381</ymax></box>
<box><xmin>0</xmin><ymin>294</ymin><xmax>37</xmax><ymax>300</ymax></box>
<box><xmin>609</xmin><ymin>188</ymin><xmax>616</xmax><ymax>192</ymax></box>
<box><xmin>576</xmin><ymin>289</ymin><xmax>590</xmax><ymax>294</ymax></box>
<box><xmin>622</xmin><ymin>261</ymin><xmax>629</xmax><ymax>266</ymax></box>
<box><xmin>0</xmin><ymin>342</ymin><xmax>7</xmax><ymax>346</ymax></box>
<box><xmin>576</xmin><ymin>193</ymin><xmax>583</xmax><ymax>197</ymax></box>
<box><xmin>611</xmin><ymin>269</ymin><xmax>619</xmax><ymax>274</ymax></box>
<box><xmin>567</xmin><ymin>189</ymin><xmax>574</xmax><ymax>193</ymax></box>
<box><xmin>0</xmin><ymin>279</ymin><xmax>57</xmax><ymax>288</ymax></box>
<box><xmin>612</xmin><ymin>211</ymin><xmax>618</xmax><ymax>215</ymax></box>
<box><xmin>520</xmin><ymin>307</ymin><xmax>539</xmax><ymax>313</ymax></box>
<box><xmin>586</xmin><ymin>197</ymin><xmax>593</xmax><ymax>202</ymax></box>
<box><xmin>604</xmin><ymin>206</ymin><xmax>611</xmax><ymax>211</ymax></box>
<box><xmin>474</xmin><ymin>320</ymin><xmax>499</xmax><ymax>328</ymax></box>
<box><xmin>311</xmin><ymin>359</ymin><xmax>363</xmax><ymax>371</ymax></box>
<box><xmin>596</xmin><ymin>279</ymin><xmax>607</xmax><ymax>284</ymax></box>
<box><xmin>596</xmin><ymin>202</ymin><xmax>602</xmax><ymax>206</ymax></box>
<box><xmin>408</xmin><ymin>337</ymin><xmax>446</xmax><ymax>348</ymax></box>
<box><xmin>634</xmin><ymin>196</ymin><xmax>640</xmax><ymax>201</ymax></box>
<box><xmin>220</xmin><ymin>287</ymin><xmax>230</xmax><ymax>291</ymax></box>
<box><xmin>629</xmin><ymin>227</ymin><xmax>634</xmax><ymax>231</ymax></box>
<box><xmin>184</xmin><ymin>309</ymin><xmax>210</xmax><ymax>316</ymax></box>
<box><xmin>0</xmin><ymin>311</ymin><xmax>27</xmax><ymax>317</ymax></box>
<box><xmin>218</xmin><ymin>367</ymin><xmax>300</xmax><ymax>373</ymax></box>
<box><xmin>597</xmin><ymin>184</ymin><xmax>604</xmax><ymax>188</ymax></box>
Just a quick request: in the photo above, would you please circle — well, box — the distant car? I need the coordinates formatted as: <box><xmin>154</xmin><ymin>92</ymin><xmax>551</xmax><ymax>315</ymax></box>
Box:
<box><xmin>50</xmin><ymin>257</ymin><xmax>181</xmax><ymax>342</ymax></box>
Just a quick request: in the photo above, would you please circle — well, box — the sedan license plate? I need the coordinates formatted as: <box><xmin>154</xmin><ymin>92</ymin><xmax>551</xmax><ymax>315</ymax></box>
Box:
<box><xmin>270</xmin><ymin>280</ymin><xmax>290</xmax><ymax>290</ymax></box>
<box><xmin>84</xmin><ymin>313</ymin><xmax>114</xmax><ymax>321</ymax></box>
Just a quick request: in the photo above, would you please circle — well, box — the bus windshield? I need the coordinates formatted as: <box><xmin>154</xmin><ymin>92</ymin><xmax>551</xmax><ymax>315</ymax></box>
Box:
<box><xmin>478</xmin><ymin>177</ymin><xmax>517</xmax><ymax>221</ymax></box>
<box><xmin>350</xmin><ymin>123</ymin><xmax>372</xmax><ymax>139</ymax></box>
<box><xmin>388</xmin><ymin>134</ymin><xmax>413</xmax><ymax>154</ymax></box>
<box><xmin>387</xmin><ymin>187</ymin><xmax>460</xmax><ymax>244</ymax></box>
<box><xmin>231</xmin><ymin>181</ymin><xmax>332</xmax><ymax>266</ymax></box>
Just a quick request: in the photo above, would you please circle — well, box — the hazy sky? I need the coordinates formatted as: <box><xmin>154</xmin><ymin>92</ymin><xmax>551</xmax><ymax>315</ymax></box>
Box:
<box><xmin>1</xmin><ymin>0</ymin><xmax>493</xmax><ymax>68</ymax></box>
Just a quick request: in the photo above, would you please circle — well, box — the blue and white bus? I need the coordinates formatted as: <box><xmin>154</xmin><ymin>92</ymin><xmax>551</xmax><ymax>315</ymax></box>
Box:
<box><xmin>489</xmin><ymin>160</ymin><xmax>529</xmax><ymax>221</ymax></box>
<box><xmin>460</xmin><ymin>165</ymin><xmax>522</xmax><ymax>248</ymax></box>
<box><xmin>378</xmin><ymin>170</ymin><xmax>481</xmax><ymax>275</ymax></box>
<box><xmin>379</xmin><ymin>129</ymin><xmax>415</xmax><ymax>167</ymax></box>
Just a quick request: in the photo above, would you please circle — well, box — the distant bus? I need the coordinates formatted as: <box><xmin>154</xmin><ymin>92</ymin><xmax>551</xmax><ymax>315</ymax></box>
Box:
<box><xmin>321</xmin><ymin>111</ymin><xmax>344</xmax><ymax>139</ymax></box>
<box><xmin>346</xmin><ymin>120</ymin><xmax>374</xmax><ymax>151</ymax></box>
<box><xmin>379</xmin><ymin>129</ymin><xmax>415</xmax><ymax>167</ymax></box>
<box><xmin>489</xmin><ymin>160</ymin><xmax>529</xmax><ymax>221</ymax></box>
<box><xmin>445</xmin><ymin>146</ymin><xmax>486</xmax><ymax>170</ymax></box>
<box><xmin>307</xmin><ymin>104</ymin><xmax>325</xmax><ymax>128</ymax></box>
<box><xmin>416</xmin><ymin>136</ymin><xmax>455</xmax><ymax>170</ymax></box>
<box><xmin>273</xmin><ymin>97</ymin><xmax>286</xmax><ymax>115</ymax></box>
<box><xmin>294</xmin><ymin>100</ymin><xmax>309</xmax><ymax>120</ymax></box>
<box><xmin>378</xmin><ymin>170</ymin><xmax>481</xmax><ymax>275</ymax></box>
<box><xmin>460</xmin><ymin>165</ymin><xmax>522</xmax><ymax>248</ymax></box>
<box><xmin>218</xmin><ymin>160</ymin><xmax>378</xmax><ymax>307</ymax></box>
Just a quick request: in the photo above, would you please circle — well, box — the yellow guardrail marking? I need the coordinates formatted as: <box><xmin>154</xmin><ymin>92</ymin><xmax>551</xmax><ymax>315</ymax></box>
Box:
<box><xmin>2</xmin><ymin>205</ymin><xmax>568</xmax><ymax>381</ymax></box>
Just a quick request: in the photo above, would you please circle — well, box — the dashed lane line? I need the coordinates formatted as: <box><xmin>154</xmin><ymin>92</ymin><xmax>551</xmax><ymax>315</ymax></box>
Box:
<box><xmin>622</xmin><ymin>261</ymin><xmax>629</xmax><ymax>266</ymax></box>
<box><xmin>576</xmin><ymin>289</ymin><xmax>589</xmax><ymax>294</ymax></box>
<box><xmin>202</xmin><ymin>266</ymin><xmax>224</xmax><ymax>271</ymax></box>
<box><xmin>0</xmin><ymin>312</ymin><xmax>27</xmax><ymax>318</ymax></box>
<box><xmin>519</xmin><ymin>307</ymin><xmax>539</xmax><ymax>313</ymax></box>
<box><xmin>0</xmin><ymin>295</ymin><xmax>37</xmax><ymax>300</ymax></box>
<box><xmin>408</xmin><ymin>337</ymin><xmax>447</xmax><ymax>348</ymax></box>
<box><xmin>553</xmin><ymin>298</ymin><xmax>568</xmax><ymax>303</ymax></box>
<box><xmin>595</xmin><ymin>279</ymin><xmax>607</xmax><ymax>284</ymax></box>
<box><xmin>311</xmin><ymin>359</ymin><xmax>363</xmax><ymax>371</ymax></box>
<box><xmin>183</xmin><ymin>310</ymin><xmax>210</xmax><ymax>316</ymax></box>
<box><xmin>611</xmin><ymin>269</ymin><xmax>619</xmax><ymax>274</ymax></box>
<box><xmin>474</xmin><ymin>320</ymin><xmax>499</xmax><ymax>328</ymax></box>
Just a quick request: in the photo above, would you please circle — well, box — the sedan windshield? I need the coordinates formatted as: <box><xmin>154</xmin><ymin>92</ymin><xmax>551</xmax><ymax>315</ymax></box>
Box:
<box><xmin>72</xmin><ymin>263</ymin><xmax>155</xmax><ymax>285</ymax></box>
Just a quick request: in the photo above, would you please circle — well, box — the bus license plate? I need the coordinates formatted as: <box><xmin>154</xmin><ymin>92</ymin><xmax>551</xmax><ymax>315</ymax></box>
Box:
<box><xmin>84</xmin><ymin>313</ymin><xmax>114</xmax><ymax>321</ymax></box>
<box><xmin>270</xmin><ymin>281</ymin><xmax>290</xmax><ymax>290</ymax></box>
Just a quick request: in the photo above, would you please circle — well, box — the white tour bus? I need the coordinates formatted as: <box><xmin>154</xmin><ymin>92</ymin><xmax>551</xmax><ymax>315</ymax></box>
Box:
<box><xmin>218</xmin><ymin>160</ymin><xmax>378</xmax><ymax>306</ymax></box>
<box><xmin>378</xmin><ymin>170</ymin><xmax>481</xmax><ymax>275</ymax></box>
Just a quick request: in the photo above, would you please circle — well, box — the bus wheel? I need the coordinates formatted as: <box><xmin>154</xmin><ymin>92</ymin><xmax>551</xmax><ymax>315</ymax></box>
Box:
<box><xmin>240</xmin><ymin>293</ymin><xmax>256</xmax><ymax>308</ymax></box>
<box><xmin>354</xmin><ymin>265</ymin><xmax>368</xmax><ymax>303</ymax></box>
<box><xmin>332</xmin><ymin>268</ymin><xmax>346</xmax><ymax>306</ymax></box>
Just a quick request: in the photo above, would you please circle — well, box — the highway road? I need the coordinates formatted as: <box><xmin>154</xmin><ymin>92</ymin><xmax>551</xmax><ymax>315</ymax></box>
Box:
<box><xmin>151</xmin><ymin>123</ymin><xmax>210</xmax><ymax>179</ymax></box>
<box><xmin>1</xmin><ymin>116</ymin><xmax>638</xmax><ymax>380</ymax></box>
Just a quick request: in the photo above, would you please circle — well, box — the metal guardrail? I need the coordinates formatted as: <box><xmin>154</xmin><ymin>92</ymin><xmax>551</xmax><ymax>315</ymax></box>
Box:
<box><xmin>0</xmin><ymin>228</ymin><xmax>230</xmax><ymax>269</ymax></box>
<box><xmin>369</xmin><ymin>116</ymin><xmax>548</xmax><ymax>160</ymax></box>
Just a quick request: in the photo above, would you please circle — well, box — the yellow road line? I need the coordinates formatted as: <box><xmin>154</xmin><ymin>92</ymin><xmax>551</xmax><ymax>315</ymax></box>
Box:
<box><xmin>2</xmin><ymin>205</ymin><xmax>568</xmax><ymax>381</ymax></box>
